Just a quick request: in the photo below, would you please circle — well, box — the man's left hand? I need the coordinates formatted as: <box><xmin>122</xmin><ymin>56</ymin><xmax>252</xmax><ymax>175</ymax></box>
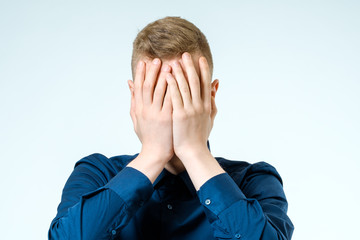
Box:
<box><xmin>165</xmin><ymin>52</ymin><xmax>217</xmax><ymax>160</ymax></box>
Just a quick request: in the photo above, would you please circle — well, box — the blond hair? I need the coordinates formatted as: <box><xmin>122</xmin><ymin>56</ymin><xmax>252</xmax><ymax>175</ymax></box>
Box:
<box><xmin>131</xmin><ymin>16</ymin><xmax>213</xmax><ymax>77</ymax></box>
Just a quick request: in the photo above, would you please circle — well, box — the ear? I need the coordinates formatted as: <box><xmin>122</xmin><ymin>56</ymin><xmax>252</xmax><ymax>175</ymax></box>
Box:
<box><xmin>211</xmin><ymin>79</ymin><xmax>219</xmax><ymax>98</ymax></box>
<box><xmin>127</xmin><ymin>80</ymin><xmax>137</xmax><ymax>128</ymax></box>
<box><xmin>128</xmin><ymin>79</ymin><xmax>135</xmax><ymax>95</ymax></box>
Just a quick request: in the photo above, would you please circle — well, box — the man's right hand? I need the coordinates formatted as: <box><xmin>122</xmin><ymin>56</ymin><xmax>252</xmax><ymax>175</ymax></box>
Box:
<box><xmin>127</xmin><ymin>58</ymin><xmax>173</xmax><ymax>182</ymax></box>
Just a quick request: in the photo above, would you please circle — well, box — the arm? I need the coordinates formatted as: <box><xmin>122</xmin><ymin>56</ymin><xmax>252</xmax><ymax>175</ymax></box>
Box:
<box><xmin>166</xmin><ymin>52</ymin><xmax>294</xmax><ymax>239</ymax></box>
<box><xmin>48</xmin><ymin>155</ymin><xmax>155</xmax><ymax>240</ymax></box>
<box><xmin>49</xmin><ymin>59</ymin><xmax>174</xmax><ymax>239</ymax></box>
<box><xmin>197</xmin><ymin>160</ymin><xmax>294</xmax><ymax>240</ymax></box>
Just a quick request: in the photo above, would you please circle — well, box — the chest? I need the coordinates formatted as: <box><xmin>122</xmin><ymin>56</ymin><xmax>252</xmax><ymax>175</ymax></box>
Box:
<box><xmin>117</xmin><ymin>190</ymin><xmax>216</xmax><ymax>240</ymax></box>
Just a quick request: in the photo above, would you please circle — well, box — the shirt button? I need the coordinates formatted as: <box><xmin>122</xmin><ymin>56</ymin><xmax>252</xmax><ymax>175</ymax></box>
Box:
<box><xmin>167</xmin><ymin>204</ymin><xmax>173</xmax><ymax>210</ymax></box>
<box><xmin>235</xmin><ymin>233</ymin><xmax>241</xmax><ymax>238</ymax></box>
<box><xmin>205</xmin><ymin>199</ymin><xmax>211</xmax><ymax>205</ymax></box>
<box><xmin>111</xmin><ymin>230</ymin><xmax>117</xmax><ymax>235</ymax></box>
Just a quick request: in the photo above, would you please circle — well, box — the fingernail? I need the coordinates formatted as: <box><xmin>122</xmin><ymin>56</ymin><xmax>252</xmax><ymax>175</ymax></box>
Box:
<box><xmin>172</xmin><ymin>61</ymin><xmax>179</xmax><ymax>67</ymax></box>
<box><xmin>162</xmin><ymin>64</ymin><xmax>171</xmax><ymax>72</ymax></box>
<box><xmin>183</xmin><ymin>52</ymin><xmax>191</xmax><ymax>59</ymax></box>
<box><xmin>153</xmin><ymin>58</ymin><xmax>160</xmax><ymax>65</ymax></box>
<box><xmin>200</xmin><ymin>57</ymin><xmax>207</xmax><ymax>64</ymax></box>
<box><xmin>138</xmin><ymin>61</ymin><xmax>144</xmax><ymax>67</ymax></box>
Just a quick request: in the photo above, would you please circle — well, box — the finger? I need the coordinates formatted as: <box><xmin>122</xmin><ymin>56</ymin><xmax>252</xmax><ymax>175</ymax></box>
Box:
<box><xmin>153</xmin><ymin>64</ymin><xmax>171</xmax><ymax>109</ymax></box>
<box><xmin>171</xmin><ymin>60</ymin><xmax>192</xmax><ymax>108</ymax></box>
<box><xmin>182</xmin><ymin>52</ymin><xmax>201</xmax><ymax>105</ymax></box>
<box><xmin>165</xmin><ymin>73</ymin><xmax>183</xmax><ymax>110</ymax></box>
<box><xmin>162</xmin><ymin>84</ymin><xmax>172</xmax><ymax>112</ymax></box>
<box><xmin>134</xmin><ymin>60</ymin><xmax>145</xmax><ymax>109</ymax></box>
<box><xmin>143</xmin><ymin>58</ymin><xmax>161</xmax><ymax>106</ymax></box>
<box><xmin>199</xmin><ymin>56</ymin><xmax>211</xmax><ymax>111</ymax></box>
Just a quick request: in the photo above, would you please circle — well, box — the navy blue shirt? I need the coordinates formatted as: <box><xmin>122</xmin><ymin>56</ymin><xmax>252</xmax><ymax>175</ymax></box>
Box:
<box><xmin>48</xmin><ymin>153</ymin><xmax>294</xmax><ymax>239</ymax></box>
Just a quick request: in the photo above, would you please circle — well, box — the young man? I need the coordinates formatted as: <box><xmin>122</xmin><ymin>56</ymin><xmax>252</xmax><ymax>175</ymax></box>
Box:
<box><xmin>49</xmin><ymin>17</ymin><xmax>294</xmax><ymax>240</ymax></box>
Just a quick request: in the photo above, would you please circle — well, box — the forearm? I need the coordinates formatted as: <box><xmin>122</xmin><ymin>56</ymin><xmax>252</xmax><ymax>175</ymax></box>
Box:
<box><xmin>49</xmin><ymin>161</ymin><xmax>154</xmax><ymax>240</ymax></box>
<box><xmin>178</xmin><ymin>147</ymin><xmax>225</xmax><ymax>191</ymax></box>
<box><xmin>127</xmin><ymin>150</ymin><xmax>168</xmax><ymax>184</ymax></box>
<box><xmin>179</xmin><ymin>147</ymin><xmax>293</xmax><ymax>239</ymax></box>
<box><xmin>196</xmin><ymin>172</ymin><xmax>293</xmax><ymax>239</ymax></box>
<box><xmin>49</xmin><ymin>188</ymin><xmax>128</xmax><ymax>239</ymax></box>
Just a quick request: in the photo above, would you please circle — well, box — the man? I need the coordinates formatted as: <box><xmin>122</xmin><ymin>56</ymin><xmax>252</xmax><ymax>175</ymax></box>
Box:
<box><xmin>48</xmin><ymin>16</ymin><xmax>294</xmax><ymax>240</ymax></box>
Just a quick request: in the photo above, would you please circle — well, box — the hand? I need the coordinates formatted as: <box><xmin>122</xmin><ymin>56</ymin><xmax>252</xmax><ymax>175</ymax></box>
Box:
<box><xmin>128</xmin><ymin>58</ymin><xmax>174</xmax><ymax>162</ymax></box>
<box><xmin>165</xmin><ymin>52</ymin><xmax>218</xmax><ymax>159</ymax></box>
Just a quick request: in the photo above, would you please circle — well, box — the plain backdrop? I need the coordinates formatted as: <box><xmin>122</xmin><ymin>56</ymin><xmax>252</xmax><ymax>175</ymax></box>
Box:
<box><xmin>0</xmin><ymin>1</ymin><xmax>359</xmax><ymax>239</ymax></box>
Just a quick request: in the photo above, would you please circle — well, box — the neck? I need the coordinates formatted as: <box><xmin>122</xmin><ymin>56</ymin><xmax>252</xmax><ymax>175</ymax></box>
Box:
<box><xmin>164</xmin><ymin>155</ymin><xmax>186</xmax><ymax>175</ymax></box>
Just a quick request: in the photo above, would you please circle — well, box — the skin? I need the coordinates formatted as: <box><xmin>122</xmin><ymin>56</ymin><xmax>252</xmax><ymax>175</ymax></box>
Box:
<box><xmin>127</xmin><ymin>52</ymin><xmax>225</xmax><ymax>191</ymax></box>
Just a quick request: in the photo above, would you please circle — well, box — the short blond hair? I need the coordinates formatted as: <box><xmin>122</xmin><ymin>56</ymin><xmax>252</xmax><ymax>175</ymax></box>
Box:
<box><xmin>131</xmin><ymin>16</ymin><xmax>213</xmax><ymax>77</ymax></box>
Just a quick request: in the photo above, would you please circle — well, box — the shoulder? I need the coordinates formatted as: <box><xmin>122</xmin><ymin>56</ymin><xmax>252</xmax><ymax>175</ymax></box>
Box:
<box><xmin>215</xmin><ymin>157</ymin><xmax>283</xmax><ymax>186</ymax></box>
<box><xmin>74</xmin><ymin>152</ymin><xmax>139</xmax><ymax>177</ymax></box>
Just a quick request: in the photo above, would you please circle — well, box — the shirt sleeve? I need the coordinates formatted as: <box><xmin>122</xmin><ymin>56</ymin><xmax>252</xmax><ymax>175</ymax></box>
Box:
<box><xmin>197</xmin><ymin>162</ymin><xmax>294</xmax><ymax>240</ymax></box>
<box><xmin>48</xmin><ymin>157</ymin><xmax>154</xmax><ymax>240</ymax></box>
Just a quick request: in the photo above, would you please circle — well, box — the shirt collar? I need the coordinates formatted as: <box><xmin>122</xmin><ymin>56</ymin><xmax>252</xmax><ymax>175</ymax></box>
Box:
<box><xmin>152</xmin><ymin>168</ymin><xmax>168</xmax><ymax>187</ymax></box>
<box><xmin>178</xmin><ymin>170</ymin><xmax>197</xmax><ymax>197</ymax></box>
<box><xmin>153</xmin><ymin>167</ymin><xmax>197</xmax><ymax>197</ymax></box>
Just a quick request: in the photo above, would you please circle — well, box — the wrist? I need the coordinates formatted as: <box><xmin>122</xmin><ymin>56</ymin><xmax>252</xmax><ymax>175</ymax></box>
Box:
<box><xmin>175</xmin><ymin>144</ymin><xmax>210</xmax><ymax>163</ymax></box>
<box><xmin>140</xmin><ymin>146</ymin><xmax>173</xmax><ymax>164</ymax></box>
<box><xmin>127</xmin><ymin>150</ymin><xmax>168</xmax><ymax>184</ymax></box>
<box><xmin>176</xmin><ymin>146</ymin><xmax>225</xmax><ymax>191</ymax></box>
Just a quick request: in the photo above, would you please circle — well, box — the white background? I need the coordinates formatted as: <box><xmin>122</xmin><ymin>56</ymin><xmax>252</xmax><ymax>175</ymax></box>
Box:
<box><xmin>0</xmin><ymin>1</ymin><xmax>359</xmax><ymax>239</ymax></box>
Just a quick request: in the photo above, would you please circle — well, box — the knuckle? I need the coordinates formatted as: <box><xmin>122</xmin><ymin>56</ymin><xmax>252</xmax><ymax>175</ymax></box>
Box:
<box><xmin>175</xmin><ymin>111</ymin><xmax>187</xmax><ymax>120</ymax></box>
<box><xmin>187</xmin><ymin>108</ymin><xmax>196</xmax><ymax>117</ymax></box>
<box><xmin>204</xmin><ymin>103</ymin><xmax>211</xmax><ymax>113</ymax></box>
<box><xmin>142</xmin><ymin>109</ymin><xmax>150</xmax><ymax>119</ymax></box>
<box><xmin>194</xmin><ymin>103</ymin><xmax>204</xmax><ymax>112</ymax></box>
<box><xmin>143</xmin><ymin>82</ymin><xmax>152</xmax><ymax>91</ymax></box>
<box><xmin>180</xmin><ymin>85</ymin><xmax>189</xmax><ymax>94</ymax></box>
<box><xmin>136</xmin><ymin>108</ymin><xmax>146</xmax><ymax>118</ymax></box>
<box><xmin>194</xmin><ymin>82</ymin><xmax>200</xmax><ymax>90</ymax></box>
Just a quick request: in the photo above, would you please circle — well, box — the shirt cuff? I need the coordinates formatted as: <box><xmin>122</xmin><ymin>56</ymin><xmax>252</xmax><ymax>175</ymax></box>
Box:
<box><xmin>197</xmin><ymin>173</ymin><xmax>246</xmax><ymax>216</ymax></box>
<box><xmin>105</xmin><ymin>166</ymin><xmax>154</xmax><ymax>214</ymax></box>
